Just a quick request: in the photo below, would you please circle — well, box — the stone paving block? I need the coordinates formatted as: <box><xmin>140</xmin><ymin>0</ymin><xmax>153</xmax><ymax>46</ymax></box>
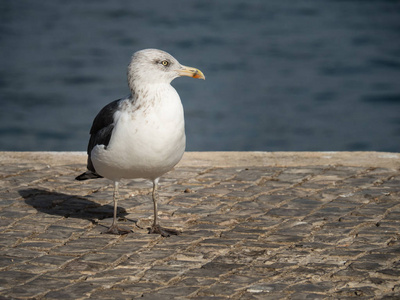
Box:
<box><xmin>0</xmin><ymin>270</ymin><xmax>37</xmax><ymax>288</ymax></box>
<box><xmin>334</xmin><ymin>286</ymin><xmax>378</xmax><ymax>298</ymax></box>
<box><xmin>87</xmin><ymin>267</ymin><xmax>143</xmax><ymax>283</ymax></box>
<box><xmin>2</xmin><ymin>246</ymin><xmax>46</xmax><ymax>260</ymax></box>
<box><xmin>155</xmin><ymin>285</ymin><xmax>200</xmax><ymax>297</ymax></box>
<box><xmin>43</xmin><ymin>281</ymin><xmax>99</xmax><ymax>300</ymax></box>
<box><xmin>62</xmin><ymin>259</ymin><xmax>107</xmax><ymax>275</ymax></box>
<box><xmin>112</xmin><ymin>281</ymin><xmax>160</xmax><ymax>295</ymax></box>
<box><xmin>246</xmin><ymin>282</ymin><xmax>288</xmax><ymax>294</ymax></box>
<box><xmin>29</xmin><ymin>254</ymin><xmax>76</xmax><ymax>268</ymax></box>
<box><xmin>5</xmin><ymin>275</ymin><xmax>72</xmax><ymax>299</ymax></box>
<box><xmin>0</xmin><ymin>255</ymin><xmax>26</xmax><ymax>269</ymax></box>
<box><xmin>0</xmin><ymin>206</ymin><xmax>35</xmax><ymax>219</ymax></box>
<box><xmin>50</xmin><ymin>237</ymin><xmax>115</xmax><ymax>255</ymax></box>
<box><xmin>267</xmin><ymin>206</ymin><xmax>314</xmax><ymax>218</ymax></box>
<box><xmin>89</xmin><ymin>289</ymin><xmax>133</xmax><ymax>299</ymax></box>
<box><xmin>140</xmin><ymin>270</ymin><xmax>182</xmax><ymax>285</ymax></box>
<box><xmin>199</xmin><ymin>282</ymin><xmax>242</xmax><ymax>297</ymax></box>
<box><xmin>286</xmin><ymin>281</ymin><xmax>334</xmax><ymax>294</ymax></box>
<box><xmin>234</xmin><ymin>167</ymin><xmax>278</xmax><ymax>181</ymax></box>
<box><xmin>184</xmin><ymin>266</ymin><xmax>229</xmax><ymax>279</ymax></box>
<box><xmin>289</xmin><ymin>292</ymin><xmax>328</xmax><ymax>300</ymax></box>
<box><xmin>255</xmin><ymin>194</ymin><xmax>294</xmax><ymax>208</ymax></box>
<box><xmin>140</xmin><ymin>292</ymin><xmax>177</xmax><ymax>300</ymax></box>
<box><xmin>8</xmin><ymin>260</ymin><xmax>66</xmax><ymax>275</ymax></box>
<box><xmin>378</xmin><ymin>268</ymin><xmax>400</xmax><ymax>278</ymax></box>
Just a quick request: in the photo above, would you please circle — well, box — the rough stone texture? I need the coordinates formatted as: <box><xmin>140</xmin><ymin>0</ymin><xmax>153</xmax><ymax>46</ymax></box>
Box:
<box><xmin>0</xmin><ymin>151</ymin><xmax>399</xmax><ymax>299</ymax></box>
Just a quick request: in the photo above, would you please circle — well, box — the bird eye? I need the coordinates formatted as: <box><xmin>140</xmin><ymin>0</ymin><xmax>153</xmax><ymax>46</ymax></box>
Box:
<box><xmin>161</xmin><ymin>60</ymin><xmax>169</xmax><ymax>67</ymax></box>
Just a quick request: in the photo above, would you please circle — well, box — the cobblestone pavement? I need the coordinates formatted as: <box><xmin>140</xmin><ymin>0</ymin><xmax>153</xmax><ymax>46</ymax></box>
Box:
<box><xmin>0</xmin><ymin>152</ymin><xmax>399</xmax><ymax>299</ymax></box>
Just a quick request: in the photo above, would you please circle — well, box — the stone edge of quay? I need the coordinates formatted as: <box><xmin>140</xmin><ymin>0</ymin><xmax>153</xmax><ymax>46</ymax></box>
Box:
<box><xmin>0</xmin><ymin>151</ymin><xmax>399</xmax><ymax>169</ymax></box>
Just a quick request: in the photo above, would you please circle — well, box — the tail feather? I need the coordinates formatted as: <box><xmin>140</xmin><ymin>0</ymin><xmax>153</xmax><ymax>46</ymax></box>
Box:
<box><xmin>75</xmin><ymin>171</ymin><xmax>103</xmax><ymax>181</ymax></box>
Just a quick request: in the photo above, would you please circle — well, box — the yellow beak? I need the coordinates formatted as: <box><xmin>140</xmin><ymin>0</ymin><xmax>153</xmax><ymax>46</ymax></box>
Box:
<box><xmin>178</xmin><ymin>65</ymin><xmax>205</xmax><ymax>80</ymax></box>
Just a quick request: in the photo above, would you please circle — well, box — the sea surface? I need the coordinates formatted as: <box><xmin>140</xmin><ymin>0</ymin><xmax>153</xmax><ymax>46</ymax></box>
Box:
<box><xmin>1</xmin><ymin>0</ymin><xmax>400</xmax><ymax>152</ymax></box>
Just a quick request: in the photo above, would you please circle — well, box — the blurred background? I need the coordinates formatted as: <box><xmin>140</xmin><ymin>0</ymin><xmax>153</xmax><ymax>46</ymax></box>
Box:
<box><xmin>1</xmin><ymin>0</ymin><xmax>399</xmax><ymax>152</ymax></box>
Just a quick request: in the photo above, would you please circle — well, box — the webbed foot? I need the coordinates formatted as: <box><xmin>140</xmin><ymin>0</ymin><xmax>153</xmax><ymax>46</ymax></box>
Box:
<box><xmin>149</xmin><ymin>224</ymin><xmax>181</xmax><ymax>237</ymax></box>
<box><xmin>105</xmin><ymin>224</ymin><xmax>132</xmax><ymax>235</ymax></box>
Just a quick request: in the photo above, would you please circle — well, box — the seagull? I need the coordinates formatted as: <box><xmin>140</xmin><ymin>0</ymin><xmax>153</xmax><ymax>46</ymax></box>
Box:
<box><xmin>76</xmin><ymin>49</ymin><xmax>205</xmax><ymax>236</ymax></box>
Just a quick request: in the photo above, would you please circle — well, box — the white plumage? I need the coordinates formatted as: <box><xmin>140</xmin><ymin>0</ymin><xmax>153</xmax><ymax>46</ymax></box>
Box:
<box><xmin>91</xmin><ymin>84</ymin><xmax>185</xmax><ymax>181</ymax></box>
<box><xmin>76</xmin><ymin>49</ymin><xmax>205</xmax><ymax>235</ymax></box>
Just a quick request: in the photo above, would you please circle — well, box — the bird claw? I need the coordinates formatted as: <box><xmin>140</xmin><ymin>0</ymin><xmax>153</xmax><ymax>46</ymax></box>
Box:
<box><xmin>149</xmin><ymin>224</ymin><xmax>181</xmax><ymax>237</ymax></box>
<box><xmin>105</xmin><ymin>224</ymin><xmax>132</xmax><ymax>235</ymax></box>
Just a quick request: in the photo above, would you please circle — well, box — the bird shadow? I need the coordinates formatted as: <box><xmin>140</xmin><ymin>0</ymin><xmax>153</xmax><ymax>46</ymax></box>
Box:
<box><xmin>20</xmin><ymin>188</ymin><xmax>132</xmax><ymax>226</ymax></box>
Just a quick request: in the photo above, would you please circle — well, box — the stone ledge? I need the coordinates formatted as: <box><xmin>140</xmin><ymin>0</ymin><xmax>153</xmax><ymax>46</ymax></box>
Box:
<box><xmin>1</xmin><ymin>151</ymin><xmax>399</xmax><ymax>169</ymax></box>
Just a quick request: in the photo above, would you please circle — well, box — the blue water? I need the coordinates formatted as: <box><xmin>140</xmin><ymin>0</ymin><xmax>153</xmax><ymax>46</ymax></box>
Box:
<box><xmin>1</xmin><ymin>0</ymin><xmax>400</xmax><ymax>152</ymax></box>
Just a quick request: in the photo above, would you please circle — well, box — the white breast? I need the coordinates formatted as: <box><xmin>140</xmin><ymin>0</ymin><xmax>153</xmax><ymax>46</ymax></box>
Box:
<box><xmin>91</xmin><ymin>84</ymin><xmax>186</xmax><ymax>181</ymax></box>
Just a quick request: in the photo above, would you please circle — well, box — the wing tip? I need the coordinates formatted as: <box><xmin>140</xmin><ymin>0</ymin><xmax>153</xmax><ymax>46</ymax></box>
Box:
<box><xmin>75</xmin><ymin>171</ymin><xmax>103</xmax><ymax>181</ymax></box>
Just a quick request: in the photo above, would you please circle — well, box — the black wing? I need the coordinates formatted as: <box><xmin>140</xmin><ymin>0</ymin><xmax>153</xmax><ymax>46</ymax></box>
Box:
<box><xmin>88</xmin><ymin>99</ymin><xmax>122</xmax><ymax>152</ymax></box>
<box><xmin>87</xmin><ymin>98</ymin><xmax>122</xmax><ymax>172</ymax></box>
<box><xmin>76</xmin><ymin>99</ymin><xmax>122</xmax><ymax>180</ymax></box>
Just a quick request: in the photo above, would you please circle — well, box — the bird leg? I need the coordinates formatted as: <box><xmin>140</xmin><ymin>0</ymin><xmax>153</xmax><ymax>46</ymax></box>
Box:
<box><xmin>106</xmin><ymin>181</ymin><xmax>131</xmax><ymax>235</ymax></box>
<box><xmin>149</xmin><ymin>178</ymin><xmax>181</xmax><ymax>237</ymax></box>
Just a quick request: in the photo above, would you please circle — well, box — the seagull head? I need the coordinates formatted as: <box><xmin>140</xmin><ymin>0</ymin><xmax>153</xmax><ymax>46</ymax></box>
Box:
<box><xmin>127</xmin><ymin>49</ymin><xmax>205</xmax><ymax>90</ymax></box>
